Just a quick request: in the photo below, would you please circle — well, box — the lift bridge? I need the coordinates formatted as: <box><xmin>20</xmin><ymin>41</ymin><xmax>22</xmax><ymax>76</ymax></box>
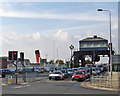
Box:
<box><xmin>73</xmin><ymin>35</ymin><xmax>114</xmax><ymax>67</ymax></box>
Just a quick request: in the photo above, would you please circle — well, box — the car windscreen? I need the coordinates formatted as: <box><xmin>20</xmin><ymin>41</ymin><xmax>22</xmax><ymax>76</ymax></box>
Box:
<box><xmin>92</xmin><ymin>68</ymin><xmax>96</xmax><ymax>71</ymax></box>
<box><xmin>61</xmin><ymin>70</ymin><xmax>65</xmax><ymax>73</ymax></box>
<box><xmin>74</xmin><ymin>72</ymin><xmax>83</xmax><ymax>75</ymax></box>
<box><xmin>52</xmin><ymin>72</ymin><xmax>61</xmax><ymax>74</ymax></box>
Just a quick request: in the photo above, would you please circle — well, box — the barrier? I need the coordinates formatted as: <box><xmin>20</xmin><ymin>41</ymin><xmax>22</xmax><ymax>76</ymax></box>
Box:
<box><xmin>90</xmin><ymin>74</ymin><xmax>119</xmax><ymax>89</ymax></box>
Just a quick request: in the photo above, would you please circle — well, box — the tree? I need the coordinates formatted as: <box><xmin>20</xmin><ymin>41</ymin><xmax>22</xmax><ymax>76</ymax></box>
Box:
<box><xmin>49</xmin><ymin>60</ymin><xmax>54</xmax><ymax>64</ymax></box>
<box><xmin>55</xmin><ymin>59</ymin><xmax>64</xmax><ymax>65</ymax></box>
<box><xmin>85</xmin><ymin>59</ymin><xmax>93</xmax><ymax>64</ymax></box>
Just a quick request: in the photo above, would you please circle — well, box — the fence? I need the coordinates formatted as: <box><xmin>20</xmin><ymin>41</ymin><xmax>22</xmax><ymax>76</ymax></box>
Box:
<box><xmin>90</xmin><ymin>74</ymin><xmax>119</xmax><ymax>89</ymax></box>
<box><xmin>3</xmin><ymin>72</ymin><xmax>40</xmax><ymax>84</ymax></box>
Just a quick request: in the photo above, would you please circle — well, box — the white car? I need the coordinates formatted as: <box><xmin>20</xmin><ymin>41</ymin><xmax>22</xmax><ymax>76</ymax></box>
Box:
<box><xmin>49</xmin><ymin>71</ymin><xmax>64</xmax><ymax>80</ymax></box>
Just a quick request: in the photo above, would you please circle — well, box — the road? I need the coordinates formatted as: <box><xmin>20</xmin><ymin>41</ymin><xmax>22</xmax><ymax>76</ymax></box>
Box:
<box><xmin>2</xmin><ymin>75</ymin><xmax>118</xmax><ymax>95</ymax></box>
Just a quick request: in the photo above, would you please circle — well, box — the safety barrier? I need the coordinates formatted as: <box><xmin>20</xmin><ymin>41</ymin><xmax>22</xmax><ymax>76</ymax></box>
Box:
<box><xmin>3</xmin><ymin>72</ymin><xmax>39</xmax><ymax>84</ymax></box>
<box><xmin>90</xmin><ymin>74</ymin><xmax>119</xmax><ymax>89</ymax></box>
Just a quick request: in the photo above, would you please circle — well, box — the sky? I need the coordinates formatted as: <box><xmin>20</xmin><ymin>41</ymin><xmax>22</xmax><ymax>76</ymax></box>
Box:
<box><xmin>0</xmin><ymin>1</ymin><xmax>118</xmax><ymax>63</ymax></box>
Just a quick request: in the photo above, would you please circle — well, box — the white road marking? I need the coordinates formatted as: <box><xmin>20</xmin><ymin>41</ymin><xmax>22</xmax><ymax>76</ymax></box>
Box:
<box><xmin>14</xmin><ymin>86</ymin><xmax>22</xmax><ymax>89</ymax></box>
<box><xmin>14</xmin><ymin>85</ymin><xmax>30</xmax><ymax>88</ymax></box>
<box><xmin>23</xmin><ymin>85</ymin><xmax>30</xmax><ymax>87</ymax></box>
<box><xmin>2</xmin><ymin>83</ymin><xmax>8</xmax><ymax>86</ymax></box>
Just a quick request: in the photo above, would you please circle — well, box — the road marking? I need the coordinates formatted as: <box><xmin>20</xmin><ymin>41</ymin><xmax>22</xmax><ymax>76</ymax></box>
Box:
<box><xmin>23</xmin><ymin>85</ymin><xmax>30</xmax><ymax>87</ymax></box>
<box><xmin>45</xmin><ymin>80</ymin><xmax>77</xmax><ymax>83</ymax></box>
<box><xmin>14</xmin><ymin>85</ymin><xmax>30</xmax><ymax>88</ymax></box>
<box><xmin>2</xmin><ymin>83</ymin><xmax>8</xmax><ymax>86</ymax></box>
<box><xmin>14</xmin><ymin>86</ymin><xmax>22</xmax><ymax>89</ymax></box>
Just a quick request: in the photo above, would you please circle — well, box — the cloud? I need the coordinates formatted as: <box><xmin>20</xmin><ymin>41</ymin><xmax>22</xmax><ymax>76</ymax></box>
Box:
<box><xmin>54</xmin><ymin>30</ymin><xmax>69</xmax><ymax>42</ymax></box>
<box><xmin>32</xmin><ymin>32</ymin><xmax>40</xmax><ymax>40</ymax></box>
<box><xmin>0</xmin><ymin>8</ymin><xmax>109</xmax><ymax>21</ymax></box>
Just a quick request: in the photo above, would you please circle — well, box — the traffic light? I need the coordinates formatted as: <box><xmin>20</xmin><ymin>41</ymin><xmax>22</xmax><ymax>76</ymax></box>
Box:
<box><xmin>20</xmin><ymin>52</ymin><xmax>24</xmax><ymax>61</ymax></box>
<box><xmin>8</xmin><ymin>51</ymin><xmax>13</xmax><ymax>60</ymax></box>
<box><xmin>13</xmin><ymin>51</ymin><xmax>18</xmax><ymax>60</ymax></box>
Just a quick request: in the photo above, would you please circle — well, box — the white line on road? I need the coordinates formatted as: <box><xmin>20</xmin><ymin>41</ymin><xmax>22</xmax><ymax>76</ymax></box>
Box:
<box><xmin>14</xmin><ymin>86</ymin><xmax>22</xmax><ymax>89</ymax></box>
<box><xmin>14</xmin><ymin>85</ymin><xmax>31</xmax><ymax>88</ymax></box>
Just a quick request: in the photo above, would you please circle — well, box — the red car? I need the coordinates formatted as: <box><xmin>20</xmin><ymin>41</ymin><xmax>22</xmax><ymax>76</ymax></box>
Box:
<box><xmin>40</xmin><ymin>67</ymin><xmax>47</xmax><ymax>72</ymax></box>
<box><xmin>72</xmin><ymin>71</ymin><xmax>86</xmax><ymax>81</ymax></box>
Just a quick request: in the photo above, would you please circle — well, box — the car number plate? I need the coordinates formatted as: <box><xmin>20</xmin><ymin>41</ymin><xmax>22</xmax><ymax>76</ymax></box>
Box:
<box><xmin>75</xmin><ymin>77</ymin><xmax>79</xmax><ymax>79</ymax></box>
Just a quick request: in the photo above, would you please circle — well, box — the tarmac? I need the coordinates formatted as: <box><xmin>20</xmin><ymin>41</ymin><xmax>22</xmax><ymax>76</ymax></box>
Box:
<box><xmin>1</xmin><ymin>72</ymin><xmax>120</xmax><ymax>93</ymax></box>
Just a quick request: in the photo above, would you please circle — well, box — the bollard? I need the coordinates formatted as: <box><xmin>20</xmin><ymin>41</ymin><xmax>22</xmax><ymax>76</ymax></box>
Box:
<box><xmin>8</xmin><ymin>75</ymin><xmax>13</xmax><ymax>84</ymax></box>
<box><xmin>104</xmin><ymin>75</ymin><xmax>106</xmax><ymax>87</ymax></box>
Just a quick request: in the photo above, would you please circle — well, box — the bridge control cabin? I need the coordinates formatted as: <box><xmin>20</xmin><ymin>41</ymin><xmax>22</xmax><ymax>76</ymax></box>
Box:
<box><xmin>73</xmin><ymin>35</ymin><xmax>114</xmax><ymax>67</ymax></box>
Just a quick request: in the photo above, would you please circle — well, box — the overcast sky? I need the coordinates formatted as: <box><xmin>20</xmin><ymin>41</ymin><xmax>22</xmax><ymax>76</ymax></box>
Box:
<box><xmin>0</xmin><ymin>1</ymin><xmax>118</xmax><ymax>63</ymax></box>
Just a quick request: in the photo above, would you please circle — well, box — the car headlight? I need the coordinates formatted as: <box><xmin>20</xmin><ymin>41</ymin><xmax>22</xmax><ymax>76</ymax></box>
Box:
<box><xmin>79</xmin><ymin>76</ymin><xmax>83</xmax><ymax>78</ymax></box>
<box><xmin>72</xmin><ymin>76</ymin><xmax>75</xmax><ymax>78</ymax></box>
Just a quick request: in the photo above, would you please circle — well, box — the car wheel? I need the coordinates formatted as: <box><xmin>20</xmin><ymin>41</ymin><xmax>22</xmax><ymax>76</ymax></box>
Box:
<box><xmin>49</xmin><ymin>77</ymin><xmax>51</xmax><ymax>80</ymax></box>
<box><xmin>62</xmin><ymin>77</ymin><xmax>64</xmax><ymax>80</ymax></box>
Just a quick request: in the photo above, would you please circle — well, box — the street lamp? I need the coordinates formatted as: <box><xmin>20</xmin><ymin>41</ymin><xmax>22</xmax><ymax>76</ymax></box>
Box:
<box><xmin>97</xmin><ymin>8</ymin><xmax>112</xmax><ymax>87</ymax></box>
<box><xmin>69</xmin><ymin>45</ymin><xmax>74</xmax><ymax>68</ymax></box>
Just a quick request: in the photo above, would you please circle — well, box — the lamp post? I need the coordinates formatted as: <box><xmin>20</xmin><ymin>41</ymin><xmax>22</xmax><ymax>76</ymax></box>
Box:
<box><xmin>69</xmin><ymin>45</ymin><xmax>74</xmax><ymax>68</ymax></box>
<box><xmin>97</xmin><ymin>8</ymin><xmax>112</xmax><ymax>87</ymax></box>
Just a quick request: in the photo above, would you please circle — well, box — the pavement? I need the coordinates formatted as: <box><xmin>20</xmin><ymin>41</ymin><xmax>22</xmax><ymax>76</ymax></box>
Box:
<box><xmin>81</xmin><ymin>81</ymin><xmax>120</xmax><ymax>92</ymax></box>
<box><xmin>81</xmin><ymin>72</ymin><xmax>120</xmax><ymax>92</ymax></box>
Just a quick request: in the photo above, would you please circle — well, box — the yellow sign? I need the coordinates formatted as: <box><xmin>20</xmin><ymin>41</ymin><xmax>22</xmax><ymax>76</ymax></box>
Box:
<box><xmin>8</xmin><ymin>76</ymin><xmax>13</xmax><ymax>84</ymax></box>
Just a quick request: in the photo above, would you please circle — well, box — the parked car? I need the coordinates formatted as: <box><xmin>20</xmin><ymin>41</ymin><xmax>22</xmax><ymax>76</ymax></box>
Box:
<box><xmin>61</xmin><ymin>69</ymin><xmax>68</xmax><ymax>78</ymax></box>
<box><xmin>85</xmin><ymin>68</ymin><xmax>91</xmax><ymax>78</ymax></box>
<box><xmin>85</xmin><ymin>64</ymin><xmax>93</xmax><ymax>68</ymax></box>
<box><xmin>67</xmin><ymin>69</ymin><xmax>74</xmax><ymax>76</ymax></box>
<box><xmin>77</xmin><ymin>67</ymin><xmax>84</xmax><ymax>71</ymax></box>
<box><xmin>40</xmin><ymin>67</ymin><xmax>47</xmax><ymax>72</ymax></box>
<box><xmin>49</xmin><ymin>68</ymin><xmax>54</xmax><ymax>72</ymax></box>
<box><xmin>0</xmin><ymin>69</ymin><xmax>14</xmax><ymax>78</ymax></box>
<box><xmin>49</xmin><ymin>71</ymin><xmax>64</xmax><ymax>80</ymax></box>
<box><xmin>34</xmin><ymin>68</ymin><xmax>44</xmax><ymax>73</ymax></box>
<box><xmin>95</xmin><ymin>67</ymin><xmax>101</xmax><ymax>74</ymax></box>
<box><xmin>72</xmin><ymin>71</ymin><xmax>86</xmax><ymax>81</ymax></box>
<box><xmin>72</xmin><ymin>68</ymin><xmax>78</xmax><ymax>73</ymax></box>
<box><xmin>38</xmin><ymin>69</ymin><xmax>44</xmax><ymax>73</ymax></box>
<box><xmin>96</xmin><ymin>64</ymin><xmax>104</xmax><ymax>72</ymax></box>
<box><xmin>92</xmin><ymin>67</ymin><xmax>97</xmax><ymax>76</ymax></box>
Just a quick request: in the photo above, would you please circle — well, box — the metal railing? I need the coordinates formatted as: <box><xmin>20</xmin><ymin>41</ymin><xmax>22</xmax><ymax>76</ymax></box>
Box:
<box><xmin>3</xmin><ymin>72</ymin><xmax>41</xmax><ymax>84</ymax></box>
<box><xmin>90</xmin><ymin>74</ymin><xmax>119</xmax><ymax>89</ymax></box>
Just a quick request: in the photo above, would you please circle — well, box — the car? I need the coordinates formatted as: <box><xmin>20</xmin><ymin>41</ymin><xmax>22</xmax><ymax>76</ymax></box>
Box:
<box><xmin>95</xmin><ymin>67</ymin><xmax>101</xmax><ymax>74</ymax></box>
<box><xmin>96</xmin><ymin>64</ymin><xmax>104</xmax><ymax>72</ymax></box>
<box><xmin>91</xmin><ymin>67</ymin><xmax>97</xmax><ymax>76</ymax></box>
<box><xmin>77</xmin><ymin>67</ymin><xmax>84</xmax><ymax>71</ymax></box>
<box><xmin>34</xmin><ymin>68</ymin><xmax>44</xmax><ymax>73</ymax></box>
<box><xmin>67</xmin><ymin>69</ymin><xmax>74</xmax><ymax>76</ymax></box>
<box><xmin>85</xmin><ymin>64</ymin><xmax>93</xmax><ymax>69</ymax></box>
<box><xmin>72</xmin><ymin>71</ymin><xmax>86</xmax><ymax>81</ymax></box>
<box><xmin>49</xmin><ymin>71</ymin><xmax>64</xmax><ymax>80</ymax></box>
<box><xmin>38</xmin><ymin>69</ymin><xmax>44</xmax><ymax>73</ymax></box>
<box><xmin>40</xmin><ymin>67</ymin><xmax>47</xmax><ymax>72</ymax></box>
<box><xmin>0</xmin><ymin>69</ymin><xmax>14</xmax><ymax>78</ymax></box>
<box><xmin>61</xmin><ymin>69</ymin><xmax>68</xmax><ymax>78</ymax></box>
<box><xmin>72</xmin><ymin>68</ymin><xmax>78</xmax><ymax>73</ymax></box>
<box><xmin>49</xmin><ymin>68</ymin><xmax>54</xmax><ymax>72</ymax></box>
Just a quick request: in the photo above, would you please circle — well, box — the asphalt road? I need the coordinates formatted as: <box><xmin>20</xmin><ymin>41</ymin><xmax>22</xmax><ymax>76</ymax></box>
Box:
<box><xmin>2</xmin><ymin>76</ymin><xmax>118</xmax><ymax>95</ymax></box>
